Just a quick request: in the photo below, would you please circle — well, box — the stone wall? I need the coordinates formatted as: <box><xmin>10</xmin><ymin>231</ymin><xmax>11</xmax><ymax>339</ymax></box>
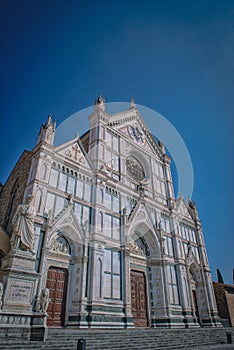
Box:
<box><xmin>225</xmin><ymin>285</ymin><xmax>234</xmax><ymax>327</ymax></box>
<box><xmin>0</xmin><ymin>150</ymin><xmax>32</xmax><ymax>235</ymax></box>
<box><xmin>213</xmin><ymin>281</ymin><xmax>234</xmax><ymax>327</ymax></box>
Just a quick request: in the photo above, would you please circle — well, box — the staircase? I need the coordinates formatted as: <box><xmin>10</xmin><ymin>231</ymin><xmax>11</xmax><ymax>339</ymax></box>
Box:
<box><xmin>0</xmin><ymin>327</ymin><xmax>233</xmax><ymax>350</ymax></box>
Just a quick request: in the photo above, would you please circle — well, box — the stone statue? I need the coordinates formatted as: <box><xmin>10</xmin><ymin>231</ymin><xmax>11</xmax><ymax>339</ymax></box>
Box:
<box><xmin>0</xmin><ymin>282</ymin><xmax>3</xmax><ymax>310</ymax></box>
<box><xmin>137</xmin><ymin>183</ymin><xmax>145</xmax><ymax>198</ymax></box>
<box><xmin>40</xmin><ymin>288</ymin><xmax>50</xmax><ymax>313</ymax></box>
<box><xmin>11</xmin><ymin>195</ymin><xmax>36</xmax><ymax>253</ymax></box>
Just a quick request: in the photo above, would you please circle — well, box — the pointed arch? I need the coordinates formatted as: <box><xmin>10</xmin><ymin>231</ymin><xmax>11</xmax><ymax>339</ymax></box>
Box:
<box><xmin>97</xmin><ymin>211</ymin><xmax>103</xmax><ymax>232</ymax></box>
<box><xmin>35</xmin><ymin>188</ymin><xmax>42</xmax><ymax>213</ymax></box>
<box><xmin>189</xmin><ymin>262</ymin><xmax>202</xmax><ymax>285</ymax></box>
<box><xmin>98</xmin><ymin>188</ymin><xmax>104</xmax><ymax>204</ymax></box>
<box><xmin>128</xmin><ymin>220</ymin><xmax>161</xmax><ymax>259</ymax></box>
<box><xmin>40</xmin><ymin>163</ymin><xmax>47</xmax><ymax>180</ymax></box>
<box><xmin>49</xmin><ymin>206</ymin><xmax>84</xmax><ymax>246</ymax></box>
<box><xmin>188</xmin><ymin>262</ymin><xmax>204</xmax><ymax>325</ymax></box>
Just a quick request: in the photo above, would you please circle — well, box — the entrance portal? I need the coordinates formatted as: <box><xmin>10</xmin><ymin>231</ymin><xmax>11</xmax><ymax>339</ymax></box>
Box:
<box><xmin>130</xmin><ymin>270</ymin><xmax>148</xmax><ymax>327</ymax></box>
<box><xmin>192</xmin><ymin>289</ymin><xmax>201</xmax><ymax>324</ymax></box>
<box><xmin>46</xmin><ymin>266</ymin><xmax>68</xmax><ymax>326</ymax></box>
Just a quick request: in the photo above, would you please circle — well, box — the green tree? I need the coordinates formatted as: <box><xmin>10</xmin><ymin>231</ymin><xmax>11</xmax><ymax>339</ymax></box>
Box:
<box><xmin>217</xmin><ymin>268</ymin><xmax>224</xmax><ymax>283</ymax></box>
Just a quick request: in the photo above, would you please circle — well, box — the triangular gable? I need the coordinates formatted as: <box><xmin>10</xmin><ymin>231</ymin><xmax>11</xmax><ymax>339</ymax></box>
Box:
<box><xmin>126</xmin><ymin>201</ymin><xmax>161</xmax><ymax>258</ymax></box>
<box><xmin>48</xmin><ymin>204</ymin><xmax>83</xmax><ymax>243</ymax></box>
<box><xmin>108</xmin><ymin>110</ymin><xmax>164</xmax><ymax>159</ymax></box>
<box><xmin>54</xmin><ymin>137</ymin><xmax>93</xmax><ymax>171</ymax></box>
<box><xmin>117</xmin><ymin>124</ymin><xmax>161</xmax><ymax>158</ymax></box>
<box><xmin>127</xmin><ymin>201</ymin><xmax>156</xmax><ymax>235</ymax></box>
<box><xmin>186</xmin><ymin>246</ymin><xmax>199</xmax><ymax>266</ymax></box>
<box><xmin>175</xmin><ymin>195</ymin><xmax>194</xmax><ymax>220</ymax></box>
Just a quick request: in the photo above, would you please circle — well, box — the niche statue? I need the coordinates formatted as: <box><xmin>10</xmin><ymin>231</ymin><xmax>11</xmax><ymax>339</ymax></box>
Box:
<box><xmin>11</xmin><ymin>195</ymin><xmax>36</xmax><ymax>253</ymax></box>
<box><xmin>40</xmin><ymin>288</ymin><xmax>50</xmax><ymax>313</ymax></box>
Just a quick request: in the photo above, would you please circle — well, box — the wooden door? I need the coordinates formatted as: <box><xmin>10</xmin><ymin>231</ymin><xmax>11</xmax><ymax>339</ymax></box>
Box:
<box><xmin>130</xmin><ymin>270</ymin><xmax>148</xmax><ymax>327</ymax></box>
<box><xmin>192</xmin><ymin>289</ymin><xmax>200</xmax><ymax>324</ymax></box>
<box><xmin>46</xmin><ymin>266</ymin><xmax>68</xmax><ymax>327</ymax></box>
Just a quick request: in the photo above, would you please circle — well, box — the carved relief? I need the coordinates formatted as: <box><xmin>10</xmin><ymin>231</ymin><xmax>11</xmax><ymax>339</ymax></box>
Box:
<box><xmin>65</xmin><ymin>143</ymin><xmax>80</xmax><ymax>160</ymax></box>
<box><xmin>0</xmin><ymin>314</ymin><xmax>31</xmax><ymax>325</ymax></box>
<box><xmin>128</xmin><ymin>241</ymin><xmax>145</xmax><ymax>256</ymax></box>
<box><xmin>50</xmin><ymin>235</ymin><xmax>71</xmax><ymax>255</ymax></box>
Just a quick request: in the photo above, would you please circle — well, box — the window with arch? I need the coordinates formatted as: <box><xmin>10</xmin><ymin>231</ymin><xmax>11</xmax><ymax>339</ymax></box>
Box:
<box><xmin>35</xmin><ymin>189</ymin><xmax>42</xmax><ymax>212</ymax></box>
<box><xmin>98</xmin><ymin>188</ymin><xmax>104</xmax><ymax>204</ymax></box>
<box><xmin>98</xmin><ymin>211</ymin><xmax>103</xmax><ymax>231</ymax></box>
<box><xmin>40</xmin><ymin>163</ymin><xmax>47</xmax><ymax>180</ymax></box>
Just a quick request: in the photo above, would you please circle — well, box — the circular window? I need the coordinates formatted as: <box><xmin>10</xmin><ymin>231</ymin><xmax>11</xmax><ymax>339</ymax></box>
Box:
<box><xmin>126</xmin><ymin>156</ymin><xmax>145</xmax><ymax>182</ymax></box>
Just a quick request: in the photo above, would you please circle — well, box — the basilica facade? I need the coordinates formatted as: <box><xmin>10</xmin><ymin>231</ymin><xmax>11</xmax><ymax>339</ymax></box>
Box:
<box><xmin>0</xmin><ymin>96</ymin><xmax>220</xmax><ymax>336</ymax></box>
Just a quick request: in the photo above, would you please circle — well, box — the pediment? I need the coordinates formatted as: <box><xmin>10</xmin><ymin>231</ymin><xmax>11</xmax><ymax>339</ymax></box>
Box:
<box><xmin>186</xmin><ymin>246</ymin><xmax>198</xmax><ymax>266</ymax></box>
<box><xmin>127</xmin><ymin>202</ymin><xmax>155</xmax><ymax>233</ymax></box>
<box><xmin>126</xmin><ymin>202</ymin><xmax>161</xmax><ymax>258</ymax></box>
<box><xmin>49</xmin><ymin>204</ymin><xmax>83</xmax><ymax>242</ymax></box>
<box><xmin>175</xmin><ymin>196</ymin><xmax>193</xmax><ymax>220</ymax></box>
<box><xmin>54</xmin><ymin>137</ymin><xmax>93</xmax><ymax>170</ymax></box>
<box><xmin>108</xmin><ymin>111</ymin><xmax>164</xmax><ymax>159</ymax></box>
<box><xmin>118</xmin><ymin>124</ymin><xmax>161</xmax><ymax>159</ymax></box>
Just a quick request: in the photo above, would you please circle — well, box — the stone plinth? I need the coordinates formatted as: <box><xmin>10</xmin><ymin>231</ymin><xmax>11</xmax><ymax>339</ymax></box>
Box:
<box><xmin>30</xmin><ymin>312</ymin><xmax>48</xmax><ymax>341</ymax></box>
<box><xmin>1</xmin><ymin>250</ymin><xmax>38</xmax><ymax>314</ymax></box>
<box><xmin>0</xmin><ymin>312</ymin><xmax>32</xmax><ymax>340</ymax></box>
<box><xmin>0</xmin><ymin>249</ymin><xmax>41</xmax><ymax>340</ymax></box>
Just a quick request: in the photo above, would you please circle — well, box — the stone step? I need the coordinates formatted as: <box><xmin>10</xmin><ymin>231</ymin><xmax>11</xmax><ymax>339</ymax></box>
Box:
<box><xmin>0</xmin><ymin>327</ymin><xmax>232</xmax><ymax>350</ymax></box>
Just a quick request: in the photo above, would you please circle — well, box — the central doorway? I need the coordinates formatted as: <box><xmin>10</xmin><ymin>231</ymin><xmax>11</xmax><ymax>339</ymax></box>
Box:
<box><xmin>130</xmin><ymin>270</ymin><xmax>148</xmax><ymax>327</ymax></box>
<box><xmin>46</xmin><ymin>266</ymin><xmax>68</xmax><ymax>327</ymax></box>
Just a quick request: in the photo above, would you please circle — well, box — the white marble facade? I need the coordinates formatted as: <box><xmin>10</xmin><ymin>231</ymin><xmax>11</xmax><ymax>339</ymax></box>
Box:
<box><xmin>7</xmin><ymin>97</ymin><xmax>220</xmax><ymax>329</ymax></box>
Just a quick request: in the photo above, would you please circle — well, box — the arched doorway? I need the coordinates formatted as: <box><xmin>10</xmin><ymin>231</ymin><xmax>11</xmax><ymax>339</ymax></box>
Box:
<box><xmin>189</xmin><ymin>267</ymin><xmax>202</xmax><ymax>325</ymax></box>
<box><xmin>46</xmin><ymin>234</ymin><xmax>71</xmax><ymax>327</ymax></box>
<box><xmin>129</xmin><ymin>236</ymin><xmax>150</xmax><ymax>328</ymax></box>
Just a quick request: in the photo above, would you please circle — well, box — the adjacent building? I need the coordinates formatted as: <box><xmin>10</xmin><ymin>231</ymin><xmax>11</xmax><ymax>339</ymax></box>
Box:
<box><xmin>213</xmin><ymin>282</ymin><xmax>234</xmax><ymax>327</ymax></box>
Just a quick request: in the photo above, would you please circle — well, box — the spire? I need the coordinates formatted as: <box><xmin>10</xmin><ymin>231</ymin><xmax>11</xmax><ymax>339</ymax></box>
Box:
<box><xmin>130</xmin><ymin>98</ymin><xmax>136</xmax><ymax>110</ymax></box>
<box><xmin>37</xmin><ymin>114</ymin><xmax>56</xmax><ymax>145</ymax></box>
<box><xmin>94</xmin><ymin>93</ymin><xmax>105</xmax><ymax>111</ymax></box>
<box><xmin>45</xmin><ymin>114</ymin><xmax>56</xmax><ymax>131</ymax></box>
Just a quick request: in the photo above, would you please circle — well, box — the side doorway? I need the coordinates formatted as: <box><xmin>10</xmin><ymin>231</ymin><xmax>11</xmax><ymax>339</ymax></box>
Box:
<box><xmin>46</xmin><ymin>266</ymin><xmax>68</xmax><ymax>327</ymax></box>
<box><xmin>130</xmin><ymin>270</ymin><xmax>148</xmax><ymax>327</ymax></box>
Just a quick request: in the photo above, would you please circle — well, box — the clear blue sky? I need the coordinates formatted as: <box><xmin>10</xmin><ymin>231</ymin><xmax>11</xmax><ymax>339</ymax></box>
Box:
<box><xmin>0</xmin><ymin>0</ymin><xmax>233</xmax><ymax>283</ymax></box>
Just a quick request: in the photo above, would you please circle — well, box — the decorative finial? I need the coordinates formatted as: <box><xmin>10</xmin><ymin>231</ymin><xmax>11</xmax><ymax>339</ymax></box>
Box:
<box><xmin>94</xmin><ymin>93</ymin><xmax>105</xmax><ymax>111</ymax></box>
<box><xmin>130</xmin><ymin>98</ymin><xmax>136</xmax><ymax>110</ymax></box>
